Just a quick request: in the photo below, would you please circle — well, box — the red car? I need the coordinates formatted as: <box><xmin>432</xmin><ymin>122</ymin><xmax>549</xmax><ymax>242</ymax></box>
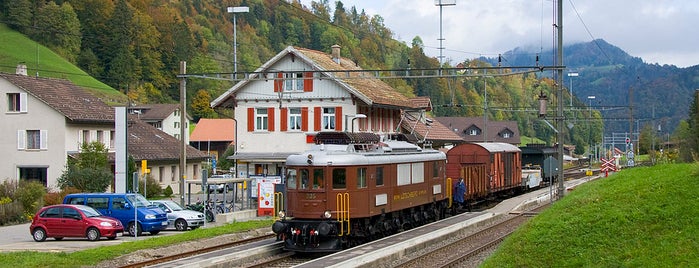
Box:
<box><xmin>30</xmin><ymin>204</ymin><xmax>124</xmax><ymax>242</ymax></box>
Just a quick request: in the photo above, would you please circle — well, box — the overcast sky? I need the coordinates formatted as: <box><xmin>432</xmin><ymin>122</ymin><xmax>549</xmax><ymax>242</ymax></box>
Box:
<box><xmin>299</xmin><ymin>0</ymin><xmax>699</xmax><ymax>68</ymax></box>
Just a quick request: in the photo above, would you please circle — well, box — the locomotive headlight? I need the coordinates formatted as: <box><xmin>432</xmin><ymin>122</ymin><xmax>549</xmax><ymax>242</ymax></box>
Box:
<box><xmin>278</xmin><ymin>210</ymin><xmax>286</xmax><ymax>218</ymax></box>
<box><xmin>323</xmin><ymin>210</ymin><xmax>332</xmax><ymax>219</ymax></box>
<box><xmin>307</xmin><ymin>154</ymin><xmax>314</xmax><ymax>165</ymax></box>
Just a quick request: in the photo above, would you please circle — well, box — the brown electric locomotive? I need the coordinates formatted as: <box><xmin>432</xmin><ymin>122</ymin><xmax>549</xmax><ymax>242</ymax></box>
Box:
<box><xmin>272</xmin><ymin>132</ymin><xmax>450</xmax><ymax>252</ymax></box>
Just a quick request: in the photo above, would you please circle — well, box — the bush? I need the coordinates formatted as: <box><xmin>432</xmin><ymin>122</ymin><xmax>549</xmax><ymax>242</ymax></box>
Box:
<box><xmin>15</xmin><ymin>181</ymin><xmax>46</xmax><ymax>214</ymax></box>
<box><xmin>138</xmin><ymin>175</ymin><xmax>162</xmax><ymax>198</ymax></box>
<box><xmin>163</xmin><ymin>185</ymin><xmax>174</xmax><ymax>197</ymax></box>
<box><xmin>0</xmin><ymin>179</ymin><xmax>19</xmax><ymax>198</ymax></box>
<box><xmin>43</xmin><ymin>187</ymin><xmax>81</xmax><ymax>206</ymax></box>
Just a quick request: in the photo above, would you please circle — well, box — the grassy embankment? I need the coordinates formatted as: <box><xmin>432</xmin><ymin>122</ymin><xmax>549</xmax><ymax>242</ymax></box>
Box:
<box><xmin>483</xmin><ymin>163</ymin><xmax>699</xmax><ymax>267</ymax></box>
<box><xmin>0</xmin><ymin>23</ymin><xmax>126</xmax><ymax>105</ymax></box>
<box><xmin>0</xmin><ymin>219</ymin><xmax>273</xmax><ymax>267</ymax></box>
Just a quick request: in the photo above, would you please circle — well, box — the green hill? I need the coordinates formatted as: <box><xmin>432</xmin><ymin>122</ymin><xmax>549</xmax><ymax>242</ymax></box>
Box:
<box><xmin>0</xmin><ymin>23</ymin><xmax>126</xmax><ymax>105</ymax></box>
<box><xmin>483</xmin><ymin>163</ymin><xmax>699</xmax><ymax>267</ymax></box>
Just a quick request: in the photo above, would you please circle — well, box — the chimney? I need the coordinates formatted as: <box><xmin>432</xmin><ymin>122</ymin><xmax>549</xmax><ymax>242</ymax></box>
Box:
<box><xmin>16</xmin><ymin>64</ymin><xmax>27</xmax><ymax>76</ymax></box>
<box><xmin>331</xmin><ymin>44</ymin><xmax>341</xmax><ymax>64</ymax></box>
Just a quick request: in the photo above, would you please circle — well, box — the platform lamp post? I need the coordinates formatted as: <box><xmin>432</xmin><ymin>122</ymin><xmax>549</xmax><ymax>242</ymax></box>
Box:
<box><xmin>227</xmin><ymin>6</ymin><xmax>249</xmax><ymax>75</ymax></box>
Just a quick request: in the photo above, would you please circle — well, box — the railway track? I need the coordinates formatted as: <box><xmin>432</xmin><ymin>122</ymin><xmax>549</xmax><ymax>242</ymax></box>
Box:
<box><xmin>394</xmin><ymin>203</ymin><xmax>549</xmax><ymax>268</ymax></box>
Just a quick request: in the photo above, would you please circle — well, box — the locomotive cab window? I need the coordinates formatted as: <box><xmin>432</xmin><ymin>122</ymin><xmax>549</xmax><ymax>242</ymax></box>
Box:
<box><xmin>332</xmin><ymin>168</ymin><xmax>346</xmax><ymax>189</ymax></box>
<box><xmin>313</xmin><ymin>169</ymin><xmax>324</xmax><ymax>189</ymax></box>
<box><xmin>357</xmin><ymin>168</ymin><xmax>367</xmax><ymax>188</ymax></box>
<box><xmin>375</xmin><ymin>167</ymin><xmax>384</xmax><ymax>186</ymax></box>
<box><xmin>287</xmin><ymin>169</ymin><xmax>297</xmax><ymax>189</ymax></box>
<box><xmin>300</xmin><ymin>169</ymin><xmax>310</xmax><ymax>189</ymax></box>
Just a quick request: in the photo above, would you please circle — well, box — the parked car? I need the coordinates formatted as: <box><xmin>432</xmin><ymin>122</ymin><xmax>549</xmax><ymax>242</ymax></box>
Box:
<box><xmin>207</xmin><ymin>174</ymin><xmax>233</xmax><ymax>193</ymax></box>
<box><xmin>63</xmin><ymin>193</ymin><xmax>168</xmax><ymax>236</ymax></box>
<box><xmin>150</xmin><ymin>200</ymin><xmax>205</xmax><ymax>231</ymax></box>
<box><xmin>30</xmin><ymin>204</ymin><xmax>123</xmax><ymax>242</ymax></box>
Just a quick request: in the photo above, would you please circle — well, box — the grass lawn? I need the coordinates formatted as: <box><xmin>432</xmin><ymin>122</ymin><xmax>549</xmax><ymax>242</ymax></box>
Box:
<box><xmin>0</xmin><ymin>219</ymin><xmax>273</xmax><ymax>268</ymax></box>
<box><xmin>482</xmin><ymin>163</ymin><xmax>699</xmax><ymax>267</ymax></box>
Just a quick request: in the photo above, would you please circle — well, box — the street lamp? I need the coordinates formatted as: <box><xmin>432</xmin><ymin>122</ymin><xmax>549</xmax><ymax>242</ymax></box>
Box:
<box><xmin>227</xmin><ymin>6</ymin><xmax>249</xmax><ymax>74</ymax></box>
<box><xmin>344</xmin><ymin>114</ymin><xmax>367</xmax><ymax>132</ymax></box>
<box><xmin>568</xmin><ymin>72</ymin><xmax>578</xmax><ymax>107</ymax></box>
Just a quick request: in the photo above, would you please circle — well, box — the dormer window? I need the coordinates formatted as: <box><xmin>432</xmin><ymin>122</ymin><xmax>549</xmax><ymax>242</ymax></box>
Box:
<box><xmin>502</xmin><ymin>132</ymin><xmax>511</xmax><ymax>138</ymax></box>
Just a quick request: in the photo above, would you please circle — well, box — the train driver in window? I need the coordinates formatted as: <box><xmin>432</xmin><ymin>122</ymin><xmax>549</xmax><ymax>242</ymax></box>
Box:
<box><xmin>300</xmin><ymin>169</ymin><xmax>309</xmax><ymax>189</ymax></box>
<box><xmin>313</xmin><ymin>169</ymin><xmax>324</xmax><ymax>189</ymax></box>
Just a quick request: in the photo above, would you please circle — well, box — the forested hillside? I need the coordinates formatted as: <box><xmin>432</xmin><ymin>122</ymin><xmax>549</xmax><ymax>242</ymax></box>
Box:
<box><xmin>0</xmin><ymin>0</ymin><xmax>627</xmax><ymax>154</ymax></box>
<box><xmin>485</xmin><ymin>39</ymin><xmax>698</xmax><ymax>136</ymax></box>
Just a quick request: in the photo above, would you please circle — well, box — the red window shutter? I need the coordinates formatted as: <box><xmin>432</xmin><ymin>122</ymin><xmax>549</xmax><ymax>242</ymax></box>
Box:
<box><xmin>301</xmin><ymin>107</ymin><xmax>309</xmax><ymax>131</ymax></box>
<box><xmin>280</xmin><ymin>108</ymin><xmax>288</xmax><ymax>132</ymax></box>
<box><xmin>303</xmin><ymin>72</ymin><xmax>313</xmax><ymax>92</ymax></box>
<box><xmin>335</xmin><ymin>106</ymin><xmax>343</xmax><ymax>131</ymax></box>
<box><xmin>268</xmin><ymin>107</ymin><xmax>275</xmax><ymax>131</ymax></box>
<box><xmin>247</xmin><ymin>107</ymin><xmax>254</xmax><ymax>132</ymax></box>
<box><xmin>314</xmin><ymin>107</ymin><xmax>321</xmax><ymax>131</ymax></box>
<box><xmin>274</xmin><ymin>72</ymin><xmax>283</xmax><ymax>92</ymax></box>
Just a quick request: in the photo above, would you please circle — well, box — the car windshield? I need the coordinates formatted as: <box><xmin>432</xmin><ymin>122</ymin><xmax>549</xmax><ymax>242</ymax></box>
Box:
<box><xmin>164</xmin><ymin>201</ymin><xmax>184</xmax><ymax>211</ymax></box>
<box><xmin>127</xmin><ymin>194</ymin><xmax>152</xmax><ymax>207</ymax></box>
<box><xmin>78</xmin><ymin>206</ymin><xmax>102</xmax><ymax>217</ymax></box>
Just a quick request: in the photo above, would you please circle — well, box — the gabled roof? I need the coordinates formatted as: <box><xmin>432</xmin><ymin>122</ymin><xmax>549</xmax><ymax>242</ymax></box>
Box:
<box><xmin>190</xmin><ymin>118</ymin><xmax>236</xmax><ymax>142</ymax></box>
<box><xmin>211</xmin><ymin>46</ymin><xmax>415</xmax><ymax>109</ymax></box>
<box><xmin>435</xmin><ymin>117</ymin><xmax>521</xmax><ymax>144</ymax></box>
<box><xmin>128</xmin><ymin>104</ymin><xmax>182</xmax><ymax>121</ymax></box>
<box><xmin>0</xmin><ymin>73</ymin><xmax>113</xmax><ymax>123</ymax></box>
<box><xmin>409</xmin><ymin>97</ymin><xmax>433</xmax><ymax>111</ymax></box>
<box><xmin>126</xmin><ymin>118</ymin><xmax>208</xmax><ymax>161</ymax></box>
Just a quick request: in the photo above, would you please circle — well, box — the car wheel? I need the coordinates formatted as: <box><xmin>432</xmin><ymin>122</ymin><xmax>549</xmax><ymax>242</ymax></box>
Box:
<box><xmin>54</xmin><ymin>237</ymin><xmax>64</xmax><ymax>241</ymax></box>
<box><xmin>127</xmin><ymin>222</ymin><xmax>143</xmax><ymax>237</ymax></box>
<box><xmin>86</xmin><ymin>227</ymin><xmax>100</xmax><ymax>241</ymax></box>
<box><xmin>205</xmin><ymin>211</ymin><xmax>215</xmax><ymax>222</ymax></box>
<box><xmin>32</xmin><ymin>228</ymin><xmax>47</xmax><ymax>242</ymax></box>
<box><xmin>107</xmin><ymin>236</ymin><xmax>117</xmax><ymax>240</ymax></box>
<box><xmin>150</xmin><ymin>230</ymin><xmax>160</xmax><ymax>235</ymax></box>
<box><xmin>175</xmin><ymin>219</ymin><xmax>188</xmax><ymax>231</ymax></box>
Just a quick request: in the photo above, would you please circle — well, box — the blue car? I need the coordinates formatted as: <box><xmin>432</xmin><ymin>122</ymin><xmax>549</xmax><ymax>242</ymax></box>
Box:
<box><xmin>63</xmin><ymin>193</ymin><xmax>168</xmax><ymax>236</ymax></box>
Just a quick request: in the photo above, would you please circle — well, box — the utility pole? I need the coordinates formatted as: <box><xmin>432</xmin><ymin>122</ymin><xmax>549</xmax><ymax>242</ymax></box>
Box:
<box><xmin>179</xmin><ymin>61</ymin><xmax>187</xmax><ymax>206</ymax></box>
<box><xmin>556</xmin><ymin>0</ymin><xmax>565</xmax><ymax>200</ymax></box>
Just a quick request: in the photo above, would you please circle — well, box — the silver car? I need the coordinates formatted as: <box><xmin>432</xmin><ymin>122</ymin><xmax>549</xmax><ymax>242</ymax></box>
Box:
<box><xmin>150</xmin><ymin>200</ymin><xmax>205</xmax><ymax>231</ymax></box>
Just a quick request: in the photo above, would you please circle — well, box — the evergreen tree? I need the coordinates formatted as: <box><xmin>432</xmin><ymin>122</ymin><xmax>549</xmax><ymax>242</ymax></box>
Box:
<box><xmin>4</xmin><ymin>0</ymin><xmax>32</xmax><ymax>32</ymax></box>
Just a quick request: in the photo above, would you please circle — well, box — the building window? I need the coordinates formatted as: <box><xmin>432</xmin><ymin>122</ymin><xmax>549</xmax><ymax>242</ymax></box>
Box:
<box><xmin>96</xmin><ymin>131</ymin><xmax>104</xmax><ymax>144</ymax></box>
<box><xmin>256</xmin><ymin>108</ymin><xmax>268</xmax><ymax>130</ymax></box>
<box><xmin>284</xmin><ymin>72</ymin><xmax>304</xmax><ymax>91</ymax></box>
<box><xmin>289</xmin><ymin>108</ymin><xmax>302</xmax><ymax>130</ymax></box>
<box><xmin>19</xmin><ymin>167</ymin><xmax>47</xmax><ymax>186</ymax></box>
<box><xmin>110</xmin><ymin>130</ymin><xmax>115</xmax><ymax>148</ymax></box>
<box><xmin>82</xmin><ymin>130</ymin><xmax>90</xmax><ymax>144</ymax></box>
<box><xmin>502</xmin><ymin>132</ymin><xmax>511</xmax><ymax>138</ymax></box>
<box><xmin>468</xmin><ymin>129</ymin><xmax>478</xmax><ymax>136</ymax></box>
<box><xmin>8</xmin><ymin>93</ymin><xmax>25</xmax><ymax>112</ymax></box>
<box><xmin>18</xmin><ymin>130</ymin><xmax>47</xmax><ymax>150</ymax></box>
<box><xmin>27</xmin><ymin>130</ymin><xmax>41</xmax><ymax>149</ymax></box>
<box><xmin>159</xmin><ymin>166</ymin><xmax>164</xmax><ymax>183</ymax></box>
<box><xmin>174</xmin><ymin>109</ymin><xmax>180</xmax><ymax>116</ymax></box>
<box><xmin>357</xmin><ymin>168</ymin><xmax>367</xmax><ymax>189</ymax></box>
<box><xmin>174</xmin><ymin>121</ymin><xmax>180</xmax><ymax>128</ymax></box>
<box><xmin>152</xmin><ymin>121</ymin><xmax>162</xmax><ymax>129</ymax></box>
<box><xmin>322</xmin><ymin>107</ymin><xmax>336</xmax><ymax>130</ymax></box>
<box><xmin>171</xmin><ymin>166</ymin><xmax>176</xmax><ymax>182</ymax></box>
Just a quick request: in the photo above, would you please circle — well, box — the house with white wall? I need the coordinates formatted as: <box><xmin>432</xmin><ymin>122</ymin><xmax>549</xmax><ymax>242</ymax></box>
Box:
<box><xmin>128</xmin><ymin>104</ymin><xmax>190</xmax><ymax>143</ymax></box>
<box><xmin>0</xmin><ymin>72</ymin><xmax>114</xmax><ymax>190</ymax></box>
<box><xmin>211</xmin><ymin>45</ymin><xmax>460</xmax><ymax>177</ymax></box>
<box><xmin>1</xmin><ymin>71</ymin><xmax>206</xmax><ymax>194</ymax></box>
